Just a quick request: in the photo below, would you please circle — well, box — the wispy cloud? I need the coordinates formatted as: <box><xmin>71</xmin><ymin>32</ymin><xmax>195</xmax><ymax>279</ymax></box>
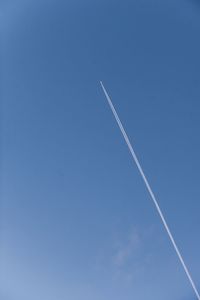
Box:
<box><xmin>95</xmin><ymin>224</ymin><xmax>165</xmax><ymax>285</ymax></box>
<box><xmin>112</xmin><ymin>229</ymin><xmax>140</xmax><ymax>268</ymax></box>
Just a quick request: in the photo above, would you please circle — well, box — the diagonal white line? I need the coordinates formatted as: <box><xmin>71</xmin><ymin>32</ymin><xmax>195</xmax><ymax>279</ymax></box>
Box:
<box><xmin>100</xmin><ymin>81</ymin><xmax>200</xmax><ymax>300</ymax></box>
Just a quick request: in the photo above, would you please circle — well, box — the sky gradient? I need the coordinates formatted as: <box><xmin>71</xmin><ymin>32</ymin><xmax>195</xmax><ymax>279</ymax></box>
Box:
<box><xmin>1</xmin><ymin>0</ymin><xmax>200</xmax><ymax>299</ymax></box>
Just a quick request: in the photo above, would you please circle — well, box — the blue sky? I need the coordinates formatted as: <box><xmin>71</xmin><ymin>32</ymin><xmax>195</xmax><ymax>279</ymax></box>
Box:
<box><xmin>1</xmin><ymin>0</ymin><xmax>200</xmax><ymax>299</ymax></box>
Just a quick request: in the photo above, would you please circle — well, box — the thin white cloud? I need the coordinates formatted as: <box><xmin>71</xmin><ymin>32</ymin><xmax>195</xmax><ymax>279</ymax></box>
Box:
<box><xmin>112</xmin><ymin>229</ymin><xmax>140</xmax><ymax>268</ymax></box>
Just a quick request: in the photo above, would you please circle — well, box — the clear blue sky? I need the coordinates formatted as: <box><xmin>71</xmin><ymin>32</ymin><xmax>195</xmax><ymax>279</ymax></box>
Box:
<box><xmin>1</xmin><ymin>0</ymin><xmax>200</xmax><ymax>299</ymax></box>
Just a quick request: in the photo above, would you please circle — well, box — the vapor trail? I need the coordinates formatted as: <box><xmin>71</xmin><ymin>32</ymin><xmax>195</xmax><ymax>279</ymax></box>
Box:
<box><xmin>100</xmin><ymin>81</ymin><xmax>200</xmax><ymax>300</ymax></box>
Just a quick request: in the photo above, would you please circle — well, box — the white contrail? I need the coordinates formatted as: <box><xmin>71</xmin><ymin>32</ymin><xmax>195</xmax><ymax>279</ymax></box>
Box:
<box><xmin>100</xmin><ymin>81</ymin><xmax>200</xmax><ymax>300</ymax></box>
